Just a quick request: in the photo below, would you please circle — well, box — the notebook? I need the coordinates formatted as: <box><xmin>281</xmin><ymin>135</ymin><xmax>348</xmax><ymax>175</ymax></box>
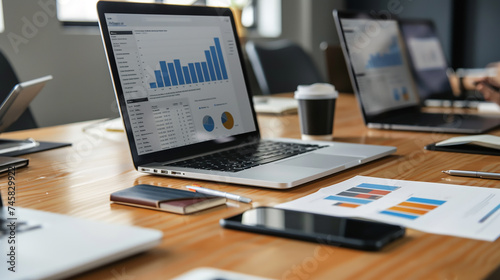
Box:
<box><xmin>97</xmin><ymin>1</ymin><xmax>396</xmax><ymax>189</ymax></box>
<box><xmin>425</xmin><ymin>134</ymin><xmax>500</xmax><ymax>156</ymax></box>
<box><xmin>333</xmin><ymin>10</ymin><xmax>500</xmax><ymax>134</ymax></box>
<box><xmin>110</xmin><ymin>184</ymin><xmax>226</xmax><ymax>214</ymax></box>
<box><xmin>0</xmin><ymin>201</ymin><xmax>162</xmax><ymax>279</ymax></box>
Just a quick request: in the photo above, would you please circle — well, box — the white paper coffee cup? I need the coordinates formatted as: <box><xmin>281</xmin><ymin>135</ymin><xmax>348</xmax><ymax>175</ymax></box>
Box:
<box><xmin>294</xmin><ymin>83</ymin><xmax>338</xmax><ymax>141</ymax></box>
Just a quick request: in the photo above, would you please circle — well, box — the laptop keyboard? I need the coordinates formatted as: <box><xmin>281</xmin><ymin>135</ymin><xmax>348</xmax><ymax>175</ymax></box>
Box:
<box><xmin>0</xmin><ymin>217</ymin><xmax>42</xmax><ymax>237</ymax></box>
<box><xmin>169</xmin><ymin>141</ymin><xmax>328</xmax><ymax>172</ymax></box>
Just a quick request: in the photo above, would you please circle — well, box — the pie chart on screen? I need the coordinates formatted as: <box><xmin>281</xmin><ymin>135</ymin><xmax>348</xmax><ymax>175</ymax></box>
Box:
<box><xmin>203</xmin><ymin>115</ymin><xmax>215</xmax><ymax>132</ymax></box>
<box><xmin>221</xmin><ymin>111</ymin><xmax>234</xmax><ymax>129</ymax></box>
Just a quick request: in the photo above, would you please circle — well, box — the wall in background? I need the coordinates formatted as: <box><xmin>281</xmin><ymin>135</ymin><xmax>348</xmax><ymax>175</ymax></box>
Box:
<box><xmin>261</xmin><ymin>0</ymin><xmax>344</xmax><ymax>82</ymax></box>
<box><xmin>0</xmin><ymin>0</ymin><xmax>117</xmax><ymax>128</ymax></box>
<box><xmin>345</xmin><ymin>0</ymin><xmax>454</xmax><ymax>64</ymax></box>
<box><xmin>463</xmin><ymin>0</ymin><xmax>500</xmax><ymax>67</ymax></box>
<box><xmin>0</xmin><ymin>0</ymin><xmax>499</xmax><ymax>128</ymax></box>
<box><xmin>344</xmin><ymin>0</ymin><xmax>500</xmax><ymax>68</ymax></box>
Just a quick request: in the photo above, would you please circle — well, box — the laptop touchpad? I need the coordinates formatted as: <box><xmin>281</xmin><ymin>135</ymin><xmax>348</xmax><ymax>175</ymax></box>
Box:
<box><xmin>277</xmin><ymin>154</ymin><xmax>362</xmax><ymax>169</ymax></box>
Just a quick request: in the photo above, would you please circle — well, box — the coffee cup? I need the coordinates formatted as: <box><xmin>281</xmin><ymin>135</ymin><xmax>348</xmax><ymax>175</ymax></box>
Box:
<box><xmin>294</xmin><ymin>83</ymin><xmax>338</xmax><ymax>141</ymax></box>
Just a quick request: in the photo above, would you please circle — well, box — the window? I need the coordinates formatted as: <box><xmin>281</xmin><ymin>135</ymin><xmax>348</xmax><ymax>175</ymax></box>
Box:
<box><xmin>56</xmin><ymin>0</ymin><xmax>175</xmax><ymax>23</ymax></box>
<box><xmin>56</xmin><ymin>0</ymin><xmax>280</xmax><ymax>37</ymax></box>
<box><xmin>0</xmin><ymin>0</ymin><xmax>4</xmax><ymax>33</ymax></box>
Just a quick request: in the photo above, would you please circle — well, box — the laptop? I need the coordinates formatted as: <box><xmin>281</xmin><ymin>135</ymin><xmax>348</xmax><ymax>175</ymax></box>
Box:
<box><xmin>0</xmin><ymin>194</ymin><xmax>162</xmax><ymax>279</ymax></box>
<box><xmin>0</xmin><ymin>75</ymin><xmax>53</xmax><ymax>154</ymax></box>
<box><xmin>0</xmin><ymin>75</ymin><xmax>52</xmax><ymax>132</ymax></box>
<box><xmin>399</xmin><ymin>19</ymin><xmax>485</xmax><ymax>108</ymax></box>
<box><xmin>0</xmin><ymin>75</ymin><xmax>52</xmax><ymax>133</ymax></box>
<box><xmin>97</xmin><ymin>1</ymin><xmax>396</xmax><ymax>189</ymax></box>
<box><xmin>333</xmin><ymin>10</ymin><xmax>500</xmax><ymax>134</ymax></box>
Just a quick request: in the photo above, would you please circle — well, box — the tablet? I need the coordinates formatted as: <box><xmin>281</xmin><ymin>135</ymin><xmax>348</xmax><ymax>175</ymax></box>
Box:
<box><xmin>0</xmin><ymin>75</ymin><xmax>52</xmax><ymax>132</ymax></box>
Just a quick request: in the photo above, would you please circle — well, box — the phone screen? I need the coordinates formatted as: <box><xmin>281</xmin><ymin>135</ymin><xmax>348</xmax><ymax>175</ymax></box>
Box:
<box><xmin>220</xmin><ymin>207</ymin><xmax>405</xmax><ymax>250</ymax></box>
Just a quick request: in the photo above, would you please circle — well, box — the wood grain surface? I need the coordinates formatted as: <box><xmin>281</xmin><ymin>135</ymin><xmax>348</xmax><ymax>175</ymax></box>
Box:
<box><xmin>2</xmin><ymin>93</ymin><xmax>499</xmax><ymax>280</ymax></box>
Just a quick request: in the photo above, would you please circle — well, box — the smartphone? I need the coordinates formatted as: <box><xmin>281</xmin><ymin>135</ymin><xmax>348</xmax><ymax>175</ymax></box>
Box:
<box><xmin>220</xmin><ymin>207</ymin><xmax>405</xmax><ymax>251</ymax></box>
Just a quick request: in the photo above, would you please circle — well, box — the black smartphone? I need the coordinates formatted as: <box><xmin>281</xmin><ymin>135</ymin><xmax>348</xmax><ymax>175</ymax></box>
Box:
<box><xmin>220</xmin><ymin>207</ymin><xmax>405</xmax><ymax>251</ymax></box>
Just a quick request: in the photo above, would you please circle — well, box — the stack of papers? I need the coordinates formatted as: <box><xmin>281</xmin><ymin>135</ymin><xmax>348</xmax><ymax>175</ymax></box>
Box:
<box><xmin>277</xmin><ymin>176</ymin><xmax>500</xmax><ymax>241</ymax></box>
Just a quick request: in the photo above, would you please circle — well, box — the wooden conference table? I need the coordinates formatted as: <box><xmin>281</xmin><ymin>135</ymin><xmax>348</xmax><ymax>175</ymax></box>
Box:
<box><xmin>3</xmin><ymin>93</ymin><xmax>500</xmax><ymax>279</ymax></box>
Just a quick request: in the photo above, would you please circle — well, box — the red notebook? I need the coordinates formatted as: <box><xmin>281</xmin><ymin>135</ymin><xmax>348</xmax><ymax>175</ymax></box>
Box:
<box><xmin>110</xmin><ymin>184</ymin><xmax>226</xmax><ymax>214</ymax></box>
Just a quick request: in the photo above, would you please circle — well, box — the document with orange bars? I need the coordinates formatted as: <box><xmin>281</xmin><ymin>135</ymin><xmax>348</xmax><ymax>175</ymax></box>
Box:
<box><xmin>277</xmin><ymin>176</ymin><xmax>500</xmax><ymax>241</ymax></box>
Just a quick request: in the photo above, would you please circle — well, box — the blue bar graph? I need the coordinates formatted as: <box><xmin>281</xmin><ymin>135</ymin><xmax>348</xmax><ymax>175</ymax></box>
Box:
<box><xmin>325</xmin><ymin>195</ymin><xmax>372</xmax><ymax>205</ymax></box>
<box><xmin>210</xmin><ymin>46</ymin><xmax>222</xmax><ymax>80</ymax></box>
<box><xmin>380</xmin><ymin>210</ymin><xmax>418</xmax><ymax>220</ymax></box>
<box><xmin>188</xmin><ymin>63</ymin><xmax>198</xmax><ymax>83</ymax></box>
<box><xmin>201</xmin><ymin>62</ymin><xmax>210</xmax><ymax>81</ymax></box>
<box><xmin>205</xmin><ymin>50</ymin><xmax>216</xmax><ymax>81</ymax></box>
<box><xmin>407</xmin><ymin>197</ymin><xmax>446</xmax><ymax>206</ymax></box>
<box><xmin>154</xmin><ymin>70</ymin><xmax>164</xmax><ymax>87</ymax></box>
<box><xmin>366</xmin><ymin>36</ymin><xmax>403</xmax><ymax>69</ymax></box>
<box><xmin>174</xmin><ymin>59</ymin><xmax>185</xmax><ymax>85</ymax></box>
<box><xmin>182</xmin><ymin>66</ymin><xmax>191</xmax><ymax>84</ymax></box>
<box><xmin>167</xmin><ymin>63</ymin><xmax>178</xmax><ymax>86</ymax></box>
<box><xmin>195</xmin><ymin>62</ymin><xmax>204</xmax><ymax>83</ymax></box>
<box><xmin>159</xmin><ymin>61</ymin><xmax>171</xmax><ymax>87</ymax></box>
<box><xmin>214</xmin><ymin>37</ymin><xmax>228</xmax><ymax>79</ymax></box>
<box><xmin>149</xmin><ymin>38</ymin><xmax>229</xmax><ymax>89</ymax></box>
<box><xmin>357</xmin><ymin>183</ymin><xmax>400</xmax><ymax>191</ymax></box>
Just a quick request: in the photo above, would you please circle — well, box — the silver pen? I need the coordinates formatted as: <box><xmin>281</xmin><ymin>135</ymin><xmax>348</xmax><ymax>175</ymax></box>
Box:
<box><xmin>442</xmin><ymin>170</ymin><xmax>500</xmax><ymax>180</ymax></box>
<box><xmin>186</xmin><ymin>185</ymin><xmax>252</xmax><ymax>203</ymax></box>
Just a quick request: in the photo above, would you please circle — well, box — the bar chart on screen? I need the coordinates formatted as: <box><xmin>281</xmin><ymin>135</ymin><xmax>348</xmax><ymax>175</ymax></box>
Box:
<box><xmin>149</xmin><ymin>37</ymin><xmax>229</xmax><ymax>89</ymax></box>
<box><xmin>135</xmin><ymin>31</ymin><xmax>231</xmax><ymax>90</ymax></box>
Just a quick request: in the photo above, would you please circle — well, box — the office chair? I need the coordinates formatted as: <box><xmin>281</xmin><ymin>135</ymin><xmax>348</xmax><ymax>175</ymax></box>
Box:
<box><xmin>245</xmin><ymin>40</ymin><xmax>324</xmax><ymax>95</ymax></box>
<box><xmin>0</xmin><ymin>49</ymin><xmax>38</xmax><ymax>131</ymax></box>
<box><xmin>320</xmin><ymin>42</ymin><xmax>353</xmax><ymax>94</ymax></box>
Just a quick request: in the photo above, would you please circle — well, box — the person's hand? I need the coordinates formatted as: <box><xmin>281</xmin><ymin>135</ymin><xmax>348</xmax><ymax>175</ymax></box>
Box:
<box><xmin>474</xmin><ymin>63</ymin><xmax>500</xmax><ymax>105</ymax></box>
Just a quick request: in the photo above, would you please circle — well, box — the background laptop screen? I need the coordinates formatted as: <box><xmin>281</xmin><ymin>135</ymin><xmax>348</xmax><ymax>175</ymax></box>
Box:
<box><xmin>339</xmin><ymin>18</ymin><xmax>419</xmax><ymax>116</ymax></box>
<box><xmin>400</xmin><ymin>20</ymin><xmax>453</xmax><ymax>100</ymax></box>
<box><xmin>104</xmin><ymin>13</ymin><xmax>256</xmax><ymax>156</ymax></box>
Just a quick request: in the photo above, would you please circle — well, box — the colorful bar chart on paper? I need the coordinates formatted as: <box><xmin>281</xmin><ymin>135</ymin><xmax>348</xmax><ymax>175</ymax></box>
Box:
<box><xmin>380</xmin><ymin>197</ymin><xmax>446</xmax><ymax>220</ymax></box>
<box><xmin>325</xmin><ymin>183</ymin><xmax>401</xmax><ymax>209</ymax></box>
<box><xmin>150</xmin><ymin>37</ymin><xmax>228</xmax><ymax>89</ymax></box>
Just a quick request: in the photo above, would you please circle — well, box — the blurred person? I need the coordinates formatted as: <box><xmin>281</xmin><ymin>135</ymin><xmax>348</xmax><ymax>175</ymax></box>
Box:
<box><xmin>474</xmin><ymin>62</ymin><xmax>500</xmax><ymax>105</ymax></box>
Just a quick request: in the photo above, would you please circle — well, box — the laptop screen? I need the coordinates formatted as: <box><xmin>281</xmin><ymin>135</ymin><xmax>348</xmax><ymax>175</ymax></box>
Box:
<box><xmin>400</xmin><ymin>20</ymin><xmax>453</xmax><ymax>100</ymax></box>
<box><xmin>102</xmin><ymin>12</ymin><xmax>256</xmax><ymax>156</ymax></box>
<box><xmin>336</xmin><ymin>16</ymin><xmax>419</xmax><ymax>117</ymax></box>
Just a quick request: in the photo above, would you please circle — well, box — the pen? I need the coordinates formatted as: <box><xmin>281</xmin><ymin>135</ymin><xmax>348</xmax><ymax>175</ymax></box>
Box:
<box><xmin>442</xmin><ymin>170</ymin><xmax>500</xmax><ymax>180</ymax></box>
<box><xmin>186</xmin><ymin>185</ymin><xmax>252</xmax><ymax>203</ymax></box>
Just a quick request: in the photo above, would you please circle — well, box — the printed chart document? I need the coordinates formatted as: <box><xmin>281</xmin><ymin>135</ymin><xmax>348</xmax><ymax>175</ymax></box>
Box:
<box><xmin>277</xmin><ymin>176</ymin><xmax>500</xmax><ymax>241</ymax></box>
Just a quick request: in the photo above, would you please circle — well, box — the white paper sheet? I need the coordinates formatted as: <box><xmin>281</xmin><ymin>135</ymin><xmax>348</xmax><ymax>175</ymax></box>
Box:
<box><xmin>277</xmin><ymin>176</ymin><xmax>500</xmax><ymax>241</ymax></box>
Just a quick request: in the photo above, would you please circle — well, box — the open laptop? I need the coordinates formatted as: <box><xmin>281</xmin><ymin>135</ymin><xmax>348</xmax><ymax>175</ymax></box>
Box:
<box><xmin>399</xmin><ymin>19</ymin><xmax>486</xmax><ymax>108</ymax></box>
<box><xmin>97</xmin><ymin>1</ymin><xmax>396</xmax><ymax>189</ymax></box>
<box><xmin>0</xmin><ymin>75</ymin><xmax>53</xmax><ymax>153</ymax></box>
<box><xmin>333</xmin><ymin>10</ymin><xmax>500</xmax><ymax>134</ymax></box>
<box><xmin>0</xmin><ymin>193</ymin><xmax>162</xmax><ymax>279</ymax></box>
<box><xmin>0</xmin><ymin>75</ymin><xmax>52</xmax><ymax>133</ymax></box>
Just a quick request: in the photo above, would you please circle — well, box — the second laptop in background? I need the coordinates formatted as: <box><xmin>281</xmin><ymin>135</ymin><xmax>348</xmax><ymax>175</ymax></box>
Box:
<box><xmin>333</xmin><ymin>10</ymin><xmax>500</xmax><ymax>134</ymax></box>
